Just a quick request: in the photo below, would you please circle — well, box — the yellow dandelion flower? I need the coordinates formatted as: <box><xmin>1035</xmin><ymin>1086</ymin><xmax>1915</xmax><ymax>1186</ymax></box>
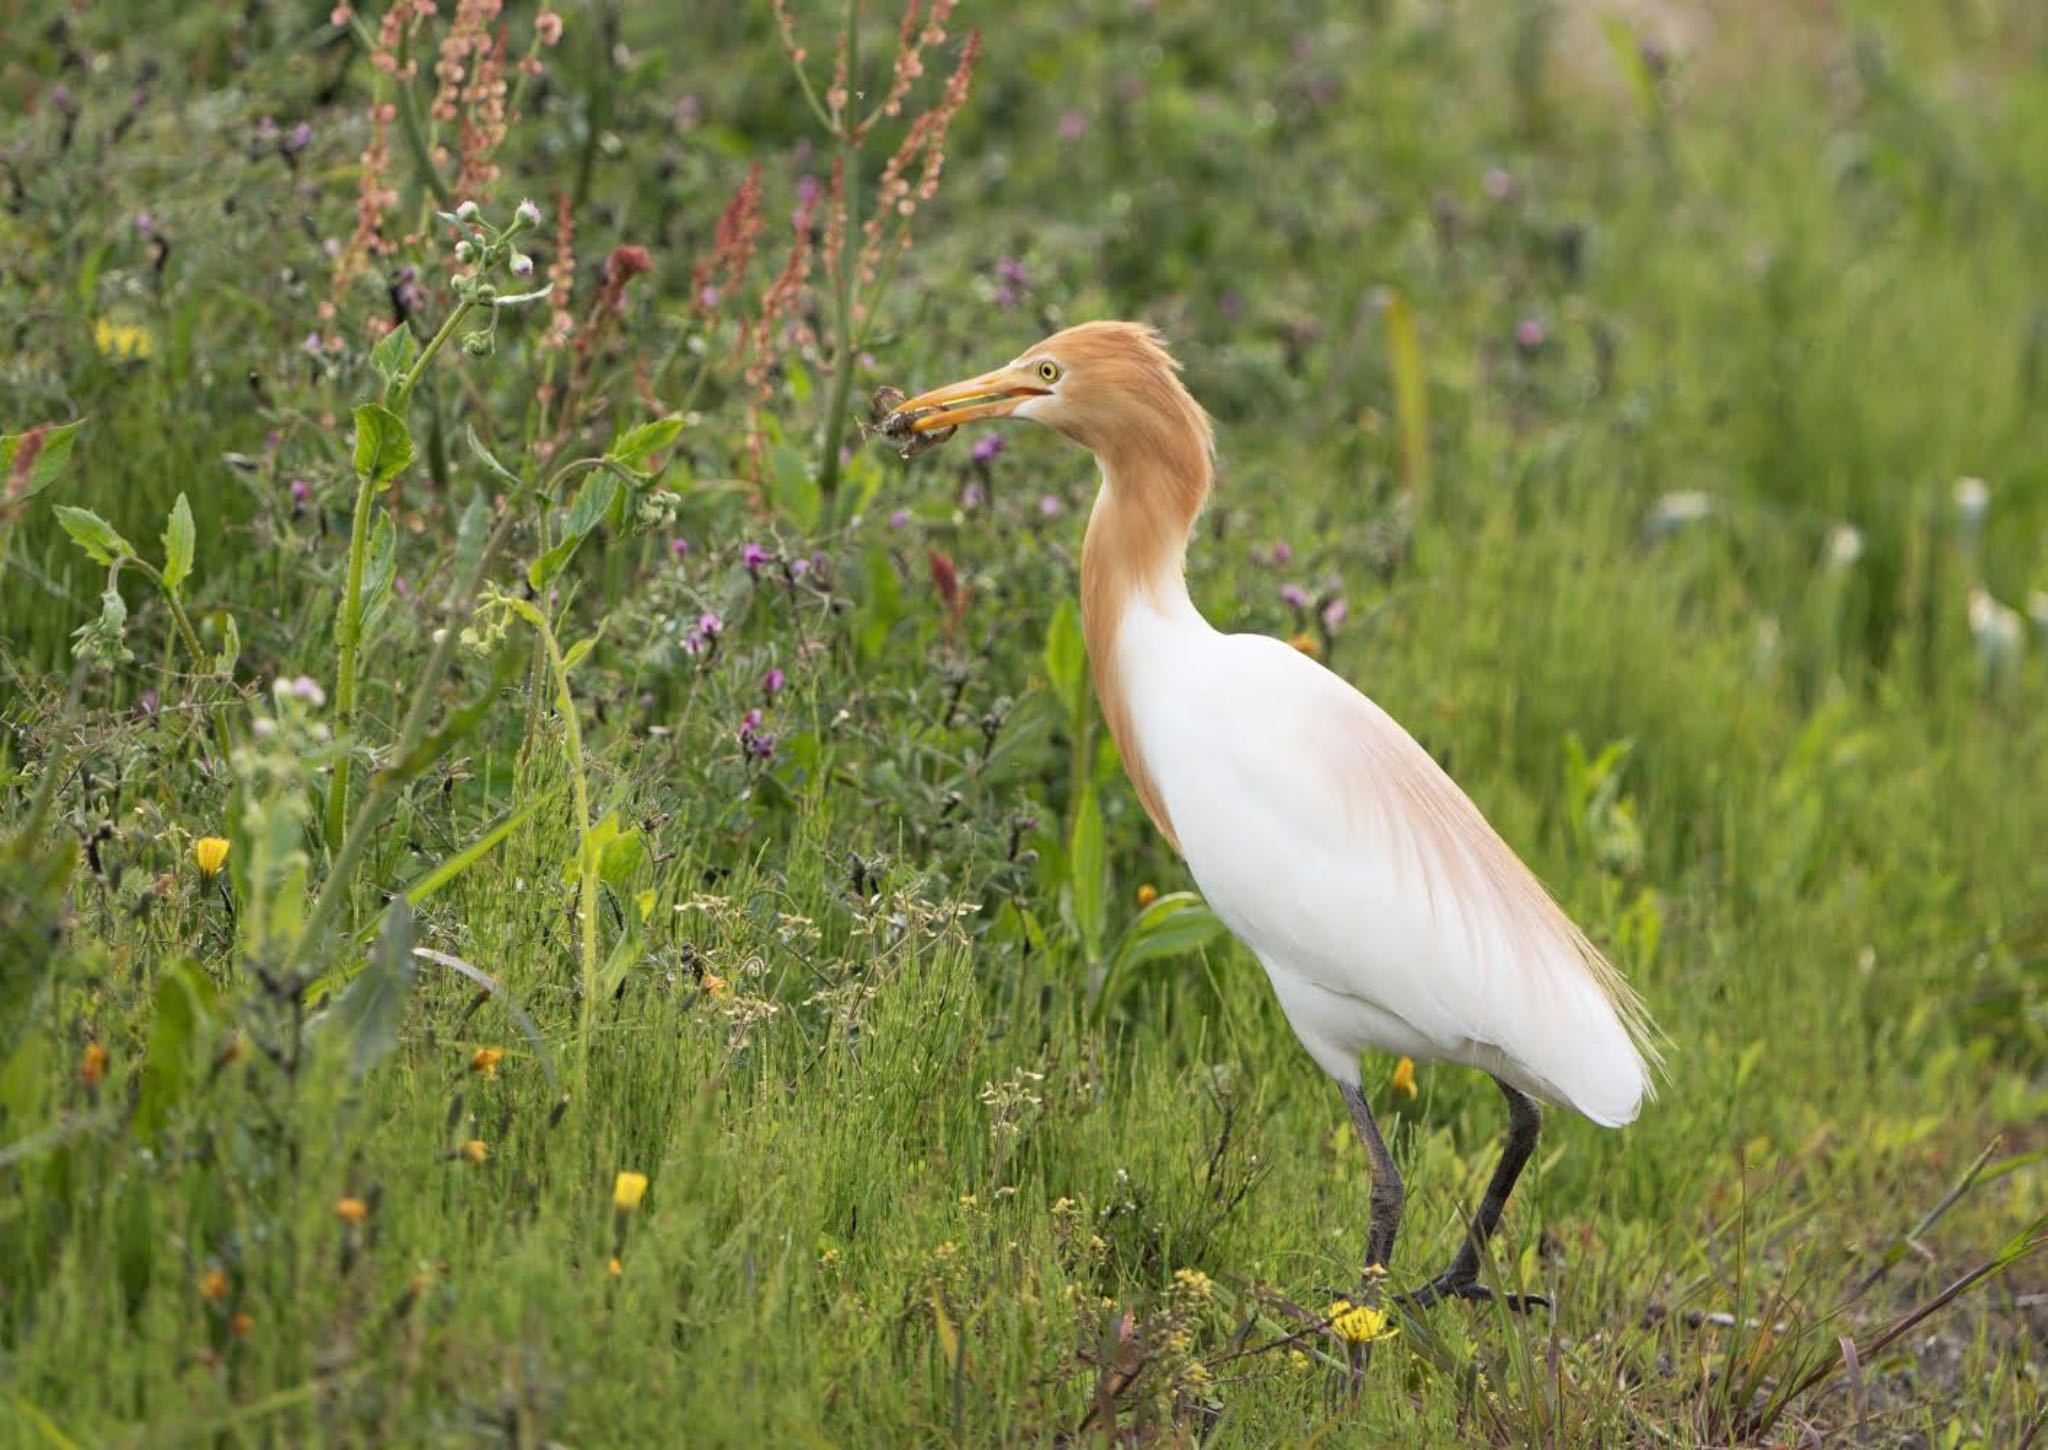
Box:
<box><xmin>94</xmin><ymin>318</ymin><xmax>152</xmax><ymax>360</ymax></box>
<box><xmin>612</xmin><ymin>1171</ymin><xmax>649</xmax><ymax>1212</ymax></box>
<box><xmin>1135</xmin><ymin>883</ymin><xmax>1158</xmax><ymax>908</ymax></box>
<box><xmin>230</xmin><ymin>1312</ymin><xmax>254</xmax><ymax>1337</ymax></box>
<box><xmin>1289</xmin><ymin>632</ymin><xmax>1321</xmax><ymax>659</ymax></box>
<box><xmin>1391</xmin><ymin>1056</ymin><xmax>1418</xmax><ymax>1099</ymax></box>
<box><xmin>469</xmin><ymin>1047</ymin><xmax>505</xmax><ymax>1078</ymax></box>
<box><xmin>197</xmin><ymin>1268</ymin><xmax>228</xmax><ymax>1302</ymax></box>
<box><xmin>193</xmin><ymin>836</ymin><xmax>230</xmax><ymax>880</ymax></box>
<box><xmin>335</xmin><ymin>1196</ymin><xmax>369</xmax><ymax>1224</ymax></box>
<box><xmin>80</xmin><ymin>1042</ymin><xmax>108</xmax><ymax>1087</ymax></box>
<box><xmin>458</xmin><ymin>1139</ymin><xmax>489</xmax><ymax>1165</ymax></box>
<box><xmin>607</xmin><ymin>1256</ymin><xmax>623</xmax><ymax>1276</ymax></box>
<box><xmin>1326</xmin><ymin>1298</ymin><xmax>1395</xmax><ymax>1345</ymax></box>
<box><xmin>700</xmin><ymin>970</ymin><xmax>731</xmax><ymax>1001</ymax></box>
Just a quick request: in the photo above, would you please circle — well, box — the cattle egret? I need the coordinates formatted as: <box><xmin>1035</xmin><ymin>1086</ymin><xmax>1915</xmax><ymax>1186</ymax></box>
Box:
<box><xmin>884</xmin><ymin>321</ymin><xmax>1661</xmax><ymax>1311</ymax></box>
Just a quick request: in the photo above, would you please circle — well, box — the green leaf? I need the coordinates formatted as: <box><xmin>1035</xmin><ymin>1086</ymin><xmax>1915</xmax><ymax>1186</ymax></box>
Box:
<box><xmin>161</xmin><ymin>492</ymin><xmax>195</xmax><ymax>591</ymax></box>
<box><xmin>351</xmin><ymin>403</ymin><xmax>415</xmax><ymax>488</ymax></box>
<box><xmin>465</xmin><ymin>425</ymin><xmax>524</xmax><ymax>493</ymax></box>
<box><xmin>609</xmin><ymin>416</ymin><xmax>686</xmax><ymax>467</ymax></box>
<box><xmin>52</xmin><ymin>505</ymin><xmax>134</xmax><ymax>565</ymax></box>
<box><xmin>213</xmin><ymin>611</ymin><xmax>241</xmax><ymax>675</ymax></box>
<box><xmin>1043</xmin><ymin>597</ymin><xmax>1086</xmax><ymax>724</ymax></box>
<box><xmin>358</xmin><ymin>511</ymin><xmax>399</xmax><ymax>638</ymax></box>
<box><xmin>1382</xmin><ymin>290</ymin><xmax>1431</xmax><ymax>509</ymax></box>
<box><xmin>71</xmin><ymin>586</ymin><xmax>133</xmax><ymax>666</ymax></box>
<box><xmin>528</xmin><ymin>472</ymin><xmax>621</xmax><ymax>589</ymax></box>
<box><xmin>0</xmin><ymin>418</ymin><xmax>88</xmax><ymax>501</ymax></box>
<box><xmin>1069</xmin><ymin>784</ymin><xmax>1106</xmax><ymax>958</ymax></box>
<box><xmin>326</xmin><ymin>900</ymin><xmax>417</xmax><ymax>1081</ymax></box>
<box><xmin>1110</xmin><ymin>892</ymin><xmax>1225</xmax><ymax>974</ymax></box>
<box><xmin>369</xmin><ymin>324</ymin><xmax>419</xmax><ymax>391</ymax></box>
<box><xmin>770</xmin><ymin>443</ymin><xmax>821</xmax><ymax>531</ymax></box>
<box><xmin>598</xmin><ymin>827</ymin><xmax>646</xmax><ymax>892</ymax></box>
<box><xmin>134</xmin><ymin>962</ymin><xmax>214</xmax><ymax>1140</ymax></box>
<box><xmin>856</xmin><ymin>545</ymin><xmax>904</xmax><ymax>662</ymax></box>
<box><xmin>116</xmin><ymin>1174</ymin><xmax>155</xmax><ymax>1318</ymax></box>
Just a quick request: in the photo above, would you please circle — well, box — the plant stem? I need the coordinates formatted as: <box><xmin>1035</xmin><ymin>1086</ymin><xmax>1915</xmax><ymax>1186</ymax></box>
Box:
<box><xmin>328</xmin><ymin>298</ymin><xmax>480</xmax><ymax>847</ymax></box>
<box><xmin>326</xmin><ymin>471</ymin><xmax>378</xmax><ymax>850</ymax></box>
<box><xmin>291</xmin><ymin>508</ymin><xmax>516</xmax><ymax>976</ymax></box>
<box><xmin>815</xmin><ymin>0</ymin><xmax>863</xmax><ymax>508</ymax></box>
<box><xmin>533</xmin><ymin>613</ymin><xmax>600</xmax><ymax>1100</ymax></box>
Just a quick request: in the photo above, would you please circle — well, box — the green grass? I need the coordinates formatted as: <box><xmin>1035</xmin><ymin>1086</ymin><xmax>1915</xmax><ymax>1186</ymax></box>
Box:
<box><xmin>4</xmin><ymin>0</ymin><xmax>2046</xmax><ymax>1443</ymax></box>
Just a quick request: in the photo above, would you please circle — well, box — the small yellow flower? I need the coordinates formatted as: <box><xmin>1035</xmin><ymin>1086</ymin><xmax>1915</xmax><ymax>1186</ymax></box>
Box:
<box><xmin>1391</xmin><ymin>1056</ymin><xmax>1418</xmax><ymax>1100</ymax></box>
<box><xmin>458</xmin><ymin>1138</ymin><xmax>489</xmax><ymax>1165</ymax></box>
<box><xmin>469</xmin><ymin>1047</ymin><xmax>505</xmax><ymax>1078</ymax></box>
<box><xmin>1172</xmin><ymin>1267</ymin><xmax>1214</xmax><ymax>1301</ymax></box>
<box><xmin>1326</xmin><ymin>1298</ymin><xmax>1395</xmax><ymax>1345</ymax></box>
<box><xmin>335</xmin><ymin>1196</ymin><xmax>369</xmax><ymax>1224</ymax></box>
<box><xmin>194</xmin><ymin>837</ymin><xmax>231</xmax><ymax>880</ymax></box>
<box><xmin>80</xmin><ymin>1042</ymin><xmax>108</xmax><ymax>1087</ymax></box>
<box><xmin>700</xmin><ymin>970</ymin><xmax>731</xmax><ymax>1001</ymax></box>
<box><xmin>607</xmin><ymin>1256</ymin><xmax>624</xmax><ymax>1276</ymax></box>
<box><xmin>94</xmin><ymin>317</ymin><xmax>152</xmax><ymax>360</ymax></box>
<box><xmin>1289</xmin><ymin>632</ymin><xmax>1321</xmax><ymax>659</ymax></box>
<box><xmin>1135</xmin><ymin>883</ymin><xmax>1158</xmax><ymax>908</ymax></box>
<box><xmin>230</xmin><ymin>1312</ymin><xmax>254</xmax><ymax>1337</ymax></box>
<box><xmin>612</xmin><ymin>1171</ymin><xmax>649</xmax><ymax>1212</ymax></box>
<box><xmin>198</xmin><ymin>1268</ymin><xmax>228</xmax><ymax>1302</ymax></box>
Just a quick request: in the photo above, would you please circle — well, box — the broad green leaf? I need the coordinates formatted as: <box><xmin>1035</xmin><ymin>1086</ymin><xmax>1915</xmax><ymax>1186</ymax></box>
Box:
<box><xmin>1110</xmin><ymin>892</ymin><xmax>1225</xmax><ymax>974</ymax></box>
<box><xmin>325</xmin><ymin>899</ymin><xmax>417</xmax><ymax>1081</ymax></box>
<box><xmin>351</xmin><ymin>403</ymin><xmax>415</xmax><ymax>488</ymax></box>
<box><xmin>770</xmin><ymin>442</ymin><xmax>820</xmax><ymax>531</ymax></box>
<box><xmin>1043</xmin><ymin>597</ymin><xmax>1086</xmax><ymax>723</ymax></box>
<box><xmin>609</xmin><ymin>416</ymin><xmax>686</xmax><ymax>466</ymax></box>
<box><xmin>1069</xmin><ymin>784</ymin><xmax>1106</xmax><ymax>958</ymax></box>
<box><xmin>452</xmin><ymin>488</ymin><xmax>492</xmax><ymax>585</ymax></box>
<box><xmin>598</xmin><ymin>828</ymin><xmax>646</xmax><ymax>892</ymax></box>
<box><xmin>0</xmin><ymin>417</ymin><xmax>87</xmax><ymax>500</ymax></box>
<box><xmin>369</xmin><ymin>324</ymin><xmax>419</xmax><ymax>390</ymax></box>
<box><xmin>856</xmin><ymin>545</ymin><xmax>904</xmax><ymax>661</ymax></box>
<box><xmin>135</xmin><ymin>961</ymin><xmax>214</xmax><ymax>1140</ymax></box>
<box><xmin>561</xmin><ymin>631</ymin><xmax>601</xmax><ymax>673</ymax></box>
<box><xmin>161</xmin><ymin>492</ymin><xmax>195</xmax><ymax>590</ymax></box>
<box><xmin>528</xmin><ymin>472</ymin><xmax>620</xmax><ymax>589</ymax></box>
<box><xmin>53</xmin><ymin>505</ymin><xmax>134</xmax><ymax>564</ymax></box>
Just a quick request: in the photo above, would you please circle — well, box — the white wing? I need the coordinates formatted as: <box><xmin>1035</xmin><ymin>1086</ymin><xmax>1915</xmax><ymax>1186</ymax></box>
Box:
<box><xmin>1134</xmin><ymin>630</ymin><xmax>1660</xmax><ymax>1126</ymax></box>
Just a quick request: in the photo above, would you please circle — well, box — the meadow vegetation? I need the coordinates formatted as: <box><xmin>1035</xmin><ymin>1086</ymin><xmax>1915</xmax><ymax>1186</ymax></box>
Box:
<box><xmin>2</xmin><ymin>0</ymin><xmax>2045</xmax><ymax>1442</ymax></box>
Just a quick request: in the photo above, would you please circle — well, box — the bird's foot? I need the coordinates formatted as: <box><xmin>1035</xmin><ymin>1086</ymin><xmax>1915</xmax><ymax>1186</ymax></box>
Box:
<box><xmin>1398</xmin><ymin>1272</ymin><xmax>1550</xmax><ymax>1314</ymax></box>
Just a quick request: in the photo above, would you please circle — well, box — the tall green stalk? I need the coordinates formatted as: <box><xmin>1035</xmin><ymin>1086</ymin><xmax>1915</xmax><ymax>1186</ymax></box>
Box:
<box><xmin>815</xmin><ymin>0</ymin><xmax>862</xmax><ymax>508</ymax></box>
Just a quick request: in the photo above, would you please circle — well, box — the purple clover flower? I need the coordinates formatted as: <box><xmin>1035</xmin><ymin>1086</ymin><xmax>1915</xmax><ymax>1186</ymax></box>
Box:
<box><xmin>1280</xmin><ymin>583</ymin><xmax>1309</xmax><ymax>610</ymax></box>
<box><xmin>742</xmin><ymin>543</ymin><xmax>771</xmax><ymax>572</ymax></box>
<box><xmin>762</xmin><ymin>667</ymin><xmax>786</xmax><ymax>698</ymax></box>
<box><xmin>1321</xmin><ymin>597</ymin><xmax>1349</xmax><ymax>630</ymax></box>
<box><xmin>1515</xmin><ymin>317</ymin><xmax>1545</xmax><ymax>352</ymax></box>
<box><xmin>698</xmin><ymin>611</ymin><xmax>723</xmax><ymax>637</ymax></box>
<box><xmin>889</xmin><ymin>507</ymin><xmax>912</xmax><ymax>530</ymax></box>
<box><xmin>1037</xmin><ymin>494</ymin><xmax>1065</xmax><ymax>518</ymax></box>
<box><xmin>971</xmin><ymin>433</ymin><xmax>1005</xmax><ymax>464</ymax></box>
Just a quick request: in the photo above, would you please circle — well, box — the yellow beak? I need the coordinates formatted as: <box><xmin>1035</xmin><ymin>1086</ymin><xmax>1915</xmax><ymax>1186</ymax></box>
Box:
<box><xmin>888</xmin><ymin>366</ymin><xmax>1049</xmax><ymax>433</ymax></box>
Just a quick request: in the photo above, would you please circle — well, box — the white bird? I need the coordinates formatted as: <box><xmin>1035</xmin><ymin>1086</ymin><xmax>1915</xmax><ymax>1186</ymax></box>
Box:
<box><xmin>885</xmin><ymin>322</ymin><xmax>1660</xmax><ymax>1311</ymax></box>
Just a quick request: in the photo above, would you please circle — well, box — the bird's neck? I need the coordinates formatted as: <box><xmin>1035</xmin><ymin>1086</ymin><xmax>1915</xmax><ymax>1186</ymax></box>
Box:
<box><xmin>1078</xmin><ymin>437</ymin><xmax>1210</xmax><ymax>850</ymax></box>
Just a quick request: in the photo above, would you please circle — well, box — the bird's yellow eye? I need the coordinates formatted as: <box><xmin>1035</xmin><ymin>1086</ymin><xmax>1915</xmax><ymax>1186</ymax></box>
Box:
<box><xmin>1037</xmin><ymin>360</ymin><xmax>1061</xmax><ymax>384</ymax></box>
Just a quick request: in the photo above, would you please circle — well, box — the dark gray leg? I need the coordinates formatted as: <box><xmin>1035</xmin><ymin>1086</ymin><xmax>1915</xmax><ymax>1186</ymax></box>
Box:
<box><xmin>1404</xmin><ymin>1076</ymin><xmax>1549</xmax><ymax>1312</ymax></box>
<box><xmin>1339</xmin><ymin>1081</ymin><xmax>1404</xmax><ymax>1283</ymax></box>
